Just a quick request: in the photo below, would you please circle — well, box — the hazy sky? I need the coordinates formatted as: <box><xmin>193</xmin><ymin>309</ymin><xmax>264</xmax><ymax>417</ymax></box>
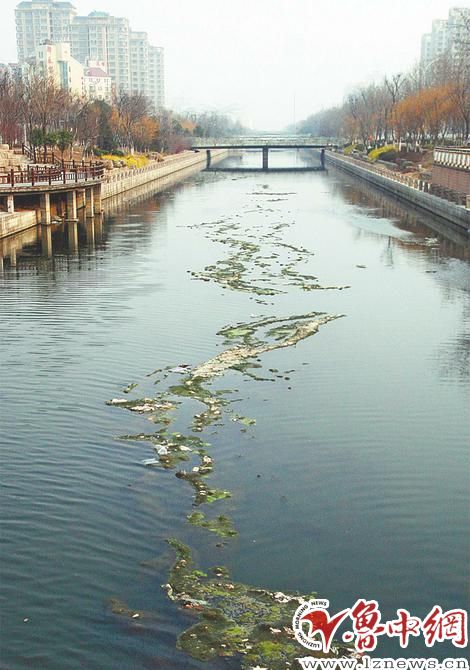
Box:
<box><xmin>1</xmin><ymin>0</ymin><xmax>468</xmax><ymax>129</ymax></box>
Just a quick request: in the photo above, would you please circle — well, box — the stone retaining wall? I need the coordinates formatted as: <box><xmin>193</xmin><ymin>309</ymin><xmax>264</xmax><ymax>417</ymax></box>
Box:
<box><xmin>102</xmin><ymin>149</ymin><xmax>226</xmax><ymax>200</ymax></box>
<box><xmin>0</xmin><ymin>210</ymin><xmax>38</xmax><ymax>238</ymax></box>
<box><xmin>326</xmin><ymin>152</ymin><xmax>470</xmax><ymax>234</ymax></box>
<box><xmin>0</xmin><ymin>149</ymin><xmax>226</xmax><ymax>238</ymax></box>
<box><xmin>432</xmin><ymin>164</ymin><xmax>470</xmax><ymax>195</ymax></box>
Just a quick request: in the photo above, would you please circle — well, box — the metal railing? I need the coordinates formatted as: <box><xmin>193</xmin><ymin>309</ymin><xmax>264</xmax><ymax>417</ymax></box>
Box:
<box><xmin>0</xmin><ymin>162</ymin><xmax>105</xmax><ymax>187</ymax></box>
<box><xmin>434</xmin><ymin>147</ymin><xmax>470</xmax><ymax>171</ymax></box>
<box><xmin>190</xmin><ymin>136</ymin><xmax>334</xmax><ymax>147</ymax></box>
<box><xmin>332</xmin><ymin>152</ymin><xmax>432</xmax><ymax>192</ymax></box>
<box><xmin>330</xmin><ymin>151</ymin><xmax>469</xmax><ymax>207</ymax></box>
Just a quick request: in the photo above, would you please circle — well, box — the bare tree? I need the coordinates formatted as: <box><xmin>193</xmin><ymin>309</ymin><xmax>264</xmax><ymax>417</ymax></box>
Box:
<box><xmin>113</xmin><ymin>92</ymin><xmax>149</xmax><ymax>152</ymax></box>
<box><xmin>0</xmin><ymin>71</ymin><xmax>24</xmax><ymax>146</ymax></box>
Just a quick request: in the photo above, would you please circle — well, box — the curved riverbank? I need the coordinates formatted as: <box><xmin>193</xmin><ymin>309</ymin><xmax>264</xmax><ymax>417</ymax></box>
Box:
<box><xmin>0</xmin><ymin>149</ymin><xmax>227</xmax><ymax>239</ymax></box>
<box><xmin>326</xmin><ymin>151</ymin><xmax>470</xmax><ymax>234</ymax></box>
<box><xmin>102</xmin><ymin>149</ymin><xmax>227</xmax><ymax>200</ymax></box>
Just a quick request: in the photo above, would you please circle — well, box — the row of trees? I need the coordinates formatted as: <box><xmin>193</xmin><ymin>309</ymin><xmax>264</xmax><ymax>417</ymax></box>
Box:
<box><xmin>0</xmin><ymin>68</ymin><xmax>245</xmax><ymax>157</ymax></box>
<box><xmin>297</xmin><ymin>12</ymin><xmax>470</xmax><ymax>147</ymax></box>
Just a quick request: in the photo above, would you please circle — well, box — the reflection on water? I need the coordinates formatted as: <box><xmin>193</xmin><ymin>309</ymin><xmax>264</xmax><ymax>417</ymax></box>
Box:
<box><xmin>331</xmin><ymin>169</ymin><xmax>470</xmax><ymax>259</ymax></box>
<box><xmin>0</xmin><ymin>152</ymin><xmax>469</xmax><ymax>669</ymax></box>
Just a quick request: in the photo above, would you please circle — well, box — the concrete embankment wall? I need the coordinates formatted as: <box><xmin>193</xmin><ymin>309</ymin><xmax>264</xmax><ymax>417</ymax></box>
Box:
<box><xmin>326</xmin><ymin>152</ymin><xmax>470</xmax><ymax>234</ymax></box>
<box><xmin>0</xmin><ymin>150</ymin><xmax>225</xmax><ymax>239</ymax></box>
<box><xmin>102</xmin><ymin>149</ymin><xmax>226</xmax><ymax>200</ymax></box>
<box><xmin>0</xmin><ymin>210</ymin><xmax>37</xmax><ymax>239</ymax></box>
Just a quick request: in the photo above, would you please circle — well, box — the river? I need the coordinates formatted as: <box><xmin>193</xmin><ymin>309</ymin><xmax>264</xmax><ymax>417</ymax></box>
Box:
<box><xmin>0</xmin><ymin>150</ymin><xmax>469</xmax><ymax>669</ymax></box>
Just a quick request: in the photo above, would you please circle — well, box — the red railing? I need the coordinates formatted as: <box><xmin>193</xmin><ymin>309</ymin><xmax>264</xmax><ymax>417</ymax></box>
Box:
<box><xmin>21</xmin><ymin>144</ymin><xmax>62</xmax><ymax>165</ymax></box>
<box><xmin>0</xmin><ymin>162</ymin><xmax>105</xmax><ymax>187</ymax></box>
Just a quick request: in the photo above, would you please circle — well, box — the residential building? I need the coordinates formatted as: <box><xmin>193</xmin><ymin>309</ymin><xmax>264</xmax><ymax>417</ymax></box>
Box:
<box><xmin>128</xmin><ymin>32</ymin><xmax>164</xmax><ymax>109</ymax></box>
<box><xmin>15</xmin><ymin>0</ymin><xmax>76</xmax><ymax>62</ymax></box>
<box><xmin>14</xmin><ymin>2</ymin><xmax>165</xmax><ymax>108</ymax></box>
<box><xmin>130</xmin><ymin>31</ymin><xmax>149</xmax><ymax>97</ymax></box>
<box><xmin>420</xmin><ymin>19</ymin><xmax>449</xmax><ymax>68</ymax></box>
<box><xmin>447</xmin><ymin>7</ymin><xmax>470</xmax><ymax>61</ymax></box>
<box><xmin>71</xmin><ymin>12</ymin><xmax>131</xmax><ymax>94</ymax></box>
<box><xmin>420</xmin><ymin>7</ymin><xmax>470</xmax><ymax>68</ymax></box>
<box><xmin>35</xmin><ymin>41</ymin><xmax>84</xmax><ymax>96</ymax></box>
<box><xmin>83</xmin><ymin>61</ymin><xmax>113</xmax><ymax>103</ymax></box>
<box><xmin>148</xmin><ymin>46</ymin><xmax>165</xmax><ymax>109</ymax></box>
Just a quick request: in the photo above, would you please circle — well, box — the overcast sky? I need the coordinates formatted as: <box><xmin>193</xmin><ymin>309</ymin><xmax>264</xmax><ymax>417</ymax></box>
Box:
<box><xmin>1</xmin><ymin>0</ymin><xmax>468</xmax><ymax>129</ymax></box>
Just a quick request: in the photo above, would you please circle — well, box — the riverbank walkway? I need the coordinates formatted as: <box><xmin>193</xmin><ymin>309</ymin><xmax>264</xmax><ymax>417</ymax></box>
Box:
<box><xmin>0</xmin><ymin>160</ymin><xmax>105</xmax><ymax>225</ymax></box>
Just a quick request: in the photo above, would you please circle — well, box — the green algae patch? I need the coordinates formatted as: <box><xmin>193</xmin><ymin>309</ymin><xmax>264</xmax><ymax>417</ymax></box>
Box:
<box><xmin>120</xmin><ymin>430</ymin><xmax>209</xmax><ymax>470</ymax></box>
<box><xmin>188</xmin><ymin>511</ymin><xmax>238</xmax><ymax>537</ymax></box>
<box><xmin>164</xmin><ymin>540</ymin><xmax>354</xmax><ymax>669</ymax></box>
<box><xmin>107</xmin><ymin>396</ymin><xmax>177</xmax><ymax>424</ymax></box>
<box><xmin>191</xmin><ymin>312</ymin><xmax>344</xmax><ymax>380</ymax></box>
<box><xmin>231</xmin><ymin>414</ymin><xmax>257</xmax><ymax>427</ymax></box>
<box><xmin>169</xmin><ymin>380</ymin><xmax>228</xmax><ymax>432</ymax></box>
<box><xmin>123</xmin><ymin>382</ymin><xmax>138</xmax><ymax>394</ymax></box>
<box><xmin>108</xmin><ymin>598</ymin><xmax>153</xmax><ymax>621</ymax></box>
<box><xmin>176</xmin><ymin>470</ymin><xmax>231</xmax><ymax>505</ymax></box>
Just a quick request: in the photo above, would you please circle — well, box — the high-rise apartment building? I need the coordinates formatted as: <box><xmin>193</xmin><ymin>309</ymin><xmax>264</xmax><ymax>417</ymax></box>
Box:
<box><xmin>35</xmin><ymin>40</ymin><xmax>84</xmax><ymax>96</ymax></box>
<box><xmin>420</xmin><ymin>7</ymin><xmax>470</xmax><ymax>68</ymax></box>
<box><xmin>130</xmin><ymin>31</ymin><xmax>149</xmax><ymax>97</ymax></box>
<box><xmin>447</xmin><ymin>7</ymin><xmax>470</xmax><ymax>60</ymax></box>
<box><xmin>14</xmin><ymin>1</ymin><xmax>165</xmax><ymax>109</ymax></box>
<box><xmin>148</xmin><ymin>46</ymin><xmax>165</xmax><ymax>110</ymax></box>
<box><xmin>71</xmin><ymin>12</ymin><xmax>132</xmax><ymax>95</ymax></box>
<box><xmin>16</xmin><ymin>0</ymin><xmax>77</xmax><ymax>61</ymax></box>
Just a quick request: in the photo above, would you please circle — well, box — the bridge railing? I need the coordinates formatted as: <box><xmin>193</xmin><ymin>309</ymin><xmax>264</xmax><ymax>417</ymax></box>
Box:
<box><xmin>0</xmin><ymin>162</ymin><xmax>105</xmax><ymax>187</ymax></box>
<box><xmin>434</xmin><ymin>147</ymin><xmax>470</xmax><ymax>171</ymax></box>
<box><xmin>190</xmin><ymin>136</ymin><xmax>334</xmax><ymax>147</ymax></box>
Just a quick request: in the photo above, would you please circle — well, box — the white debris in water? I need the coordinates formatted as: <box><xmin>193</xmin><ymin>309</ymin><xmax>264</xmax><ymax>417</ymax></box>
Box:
<box><xmin>142</xmin><ymin>458</ymin><xmax>159</xmax><ymax>466</ymax></box>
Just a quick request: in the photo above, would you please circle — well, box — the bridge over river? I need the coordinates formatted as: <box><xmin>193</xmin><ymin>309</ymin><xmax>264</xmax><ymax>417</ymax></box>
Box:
<box><xmin>190</xmin><ymin>136</ymin><xmax>336</xmax><ymax>171</ymax></box>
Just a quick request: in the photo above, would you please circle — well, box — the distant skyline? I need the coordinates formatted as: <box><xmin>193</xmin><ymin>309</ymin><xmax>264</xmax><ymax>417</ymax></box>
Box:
<box><xmin>1</xmin><ymin>0</ymin><xmax>469</xmax><ymax>129</ymax></box>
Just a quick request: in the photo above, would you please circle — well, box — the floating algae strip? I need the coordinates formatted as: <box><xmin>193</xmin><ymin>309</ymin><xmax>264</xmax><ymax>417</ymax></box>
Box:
<box><xmin>110</xmin><ymin>541</ymin><xmax>356</xmax><ymax>668</ymax></box>
<box><xmin>107</xmin><ymin>185</ymin><xmax>351</xmax><ymax>668</ymax></box>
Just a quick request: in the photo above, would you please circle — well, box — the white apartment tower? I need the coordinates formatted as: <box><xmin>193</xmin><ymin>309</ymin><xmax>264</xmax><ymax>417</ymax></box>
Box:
<box><xmin>130</xmin><ymin>31</ymin><xmax>149</xmax><ymax>97</ymax></box>
<box><xmin>149</xmin><ymin>46</ymin><xmax>165</xmax><ymax>110</ymax></box>
<box><xmin>35</xmin><ymin>41</ymin><xmax>84</xmax><ymax>96</ymax></box>
<box><xmin>15</xmin><ymin>0</ymin><xmax>76</xmax><ymax>61</ymax></box>
<box><xmin>14</xmin><ymin>1</ymin><xmax>165</xmax><ymax>109</ymax></box>
<box><xmin>71</xmin><ymin>12</ymin><xmax>131</xmax><ymax>95</ymax></box>
<box><xmin>128</xmin><ymin>33</ymin><xmax>164</xmax><ymax>109</ymax></box>
<box><xmin>420</xmin><ymin>7</ymin><xmax>470</xmax><ymax>68</ymax></box>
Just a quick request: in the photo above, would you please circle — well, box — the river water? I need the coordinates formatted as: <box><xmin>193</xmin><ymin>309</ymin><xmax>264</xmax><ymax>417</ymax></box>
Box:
<box><xmin>0</xmin><ymin>150</ymin><xmax>469</xmax><ymax>669</ymax></box>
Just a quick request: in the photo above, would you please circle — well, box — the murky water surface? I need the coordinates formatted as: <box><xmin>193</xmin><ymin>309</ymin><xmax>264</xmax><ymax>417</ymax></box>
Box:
<box><xmin>1</xmin><ymin>151</ymin><xmax>469</xmax><ymax>668</ymax></box>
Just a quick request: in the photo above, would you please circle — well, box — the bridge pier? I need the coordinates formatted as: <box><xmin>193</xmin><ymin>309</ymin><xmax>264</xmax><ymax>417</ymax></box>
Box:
<box><xmin>262</xmin><ymin>147</ymin><xmax>269</xmax><ymax>170</ymax></box>
<box><xmin>41</xmin><ymin>224</ymin><xmax>53</xmax><ymax>257</ymax></box>
<box><xmin>93</xmin><ymin>184</ymin><xmax>102</xmax><ymax>213</ymax></box>
<box><xmin>39</xmin><ymin>193</ymin><xmax>51</xmax><ymax>225</ymax></box>
<box><xmin>86</xmin><ymin>219</ymin><xmax>95</xmax><ymax>245</ymax></box>
<box><xmin>7</xmin><ymin>195</ymin><xmax>15</xmax><ymax>214</ymax></box>
<box><xmin>206</xmin><ymin>150</ymin><xmax>211</xmax><ymax>168</ymax></box>
<box><xmin>67</xmin><ymin>221</ymin><xmax>78</xmax><ymax>253</ymax></box>
<box><xmin>85</xmin><ymin>186</ymin><xmax>94</xmax><ymax>217</ymax></box>
<box><xmin>76</xmin><ymin>188</ymin><xmax>86</xmax><ymax>210</ymax></box>
<box><xmin>66</xmin><ymin>190</ymin><xmax>78</xmax><ymax>222</ymax></box>
<box><xmin>94</xmin><ymin>213</ymin><xmax>103</xmax><ymax>241</ymax></box>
